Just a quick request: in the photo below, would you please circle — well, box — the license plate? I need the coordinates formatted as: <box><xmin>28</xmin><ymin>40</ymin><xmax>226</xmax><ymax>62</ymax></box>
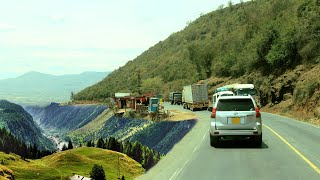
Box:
<box><xmin>232</xmin><ymin>117</ymin><xmax>241</xmax><ymax>124</ymax></box>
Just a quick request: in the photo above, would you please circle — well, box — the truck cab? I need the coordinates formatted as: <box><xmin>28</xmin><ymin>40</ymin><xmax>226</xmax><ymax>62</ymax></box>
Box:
<box><xmin>169</xmin><ymin>92</ymin><xmax>182</xmax><ymax>105</ymax></box>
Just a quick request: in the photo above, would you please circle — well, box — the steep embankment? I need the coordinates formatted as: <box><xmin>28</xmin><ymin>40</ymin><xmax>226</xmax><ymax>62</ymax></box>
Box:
<box><xmin>0</xmin><ymin>100</ymin><xmax>54</xmax><ymax>150</ymax></box>
<box><xmin>129</xmin><ymin>120</ymin><xmax>197</xmax><ymax>154</ymax></box>
<box><xmin>203</xmin><ymin>64</ymin><xmax>320</xmax><ymax>125</ymax></box>
<box><xmin>25</xmin><ymin>103</ymin><xmax>107</xmax><ymax>135</ymax></box>
<box><xmin>68</xmin><ymin>115</ymin><xmax>196</xmax><ymax>154</ymax></box>
<box><xmin>74</xmin><ymin>0</ymin><xmax>319</xmax><ymax>122</ymax></box>
<box><xmin>0</xmin><ymin>147</ymin><xmax>144</xmax><ymax>180</ymax></box>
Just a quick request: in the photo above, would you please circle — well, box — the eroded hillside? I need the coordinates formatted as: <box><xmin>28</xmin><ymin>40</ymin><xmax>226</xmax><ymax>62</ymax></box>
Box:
<box><xmin>68</xmin><ymin>115</ymin><xmax>196</xmax><ymax>154</ymax></box>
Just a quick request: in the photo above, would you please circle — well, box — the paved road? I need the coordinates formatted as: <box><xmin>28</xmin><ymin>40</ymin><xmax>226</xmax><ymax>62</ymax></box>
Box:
<box><xmin>138</xmin><ymin>103</ymin><xmax>320</xmax><ymax>180</ymax></box>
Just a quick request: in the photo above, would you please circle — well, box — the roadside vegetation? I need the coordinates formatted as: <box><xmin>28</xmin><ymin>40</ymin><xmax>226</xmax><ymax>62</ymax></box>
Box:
<box><xmin>87</xmin><ymin>137</ymin><xmax>162</xmax><ymax>170</ymax></box>
<box><xmin>74</xmin><ymin>0</ymin><xmax>320</xmax><ymax>124</ymax></box>
<box><xmin>0</xmin><ymin>128</ymin><xmax>54</xmax><ymax>160</ymax></box>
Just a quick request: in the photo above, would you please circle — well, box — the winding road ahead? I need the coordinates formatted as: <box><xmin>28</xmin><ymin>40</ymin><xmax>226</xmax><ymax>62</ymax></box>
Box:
<box><xmin>138</xmin><ymin>103</ymin><xmax>320</xmax><ymax>180</ymax></box>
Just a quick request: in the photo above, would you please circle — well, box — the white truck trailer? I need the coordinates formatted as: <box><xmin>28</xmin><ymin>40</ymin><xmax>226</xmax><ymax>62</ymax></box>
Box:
<box><xmin>182</xmin><ymin>84</ymin><xmax>209</xmax><ymax>111</ymax></box>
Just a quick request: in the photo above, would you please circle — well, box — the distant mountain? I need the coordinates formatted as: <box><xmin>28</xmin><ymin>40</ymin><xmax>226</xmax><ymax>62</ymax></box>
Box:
<box><xmin>0</xmin><ymin>71</ymin><xmax>109</xmax><ymax>104</ymax></box>
<box><xmin>0</xmin><ymin>100</ymin><xmax>55</xmax><ymax>150</ymax></box>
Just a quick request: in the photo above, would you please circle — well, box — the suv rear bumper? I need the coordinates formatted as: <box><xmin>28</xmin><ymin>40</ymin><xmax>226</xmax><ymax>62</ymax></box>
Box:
<box><xmin>210</xmin><ymin>122</ymin><xmax>262</xmax><ymax>136</ymax></box>
<box><xmin>210</xmin><ymin>130</ymin><xmax>262</xmax><ymax>136</ymax></box>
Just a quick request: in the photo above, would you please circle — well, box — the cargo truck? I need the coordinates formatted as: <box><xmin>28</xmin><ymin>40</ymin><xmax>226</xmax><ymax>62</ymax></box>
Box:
<box><xmin>169</xmin><ymin>92</ymin><xmax>182</xmax><ymax>105</ymax></box>
<box><xmin>182</xmin><ymin>84</ymin><xmax>209</xmax><ymax>111</ymax></box>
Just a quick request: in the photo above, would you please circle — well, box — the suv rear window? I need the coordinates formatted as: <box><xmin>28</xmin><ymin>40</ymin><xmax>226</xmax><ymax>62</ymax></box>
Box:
<box><xmin>217</xmin><ymin>99</ymin><xmax>254</xmax><ymax>111</ymax></box>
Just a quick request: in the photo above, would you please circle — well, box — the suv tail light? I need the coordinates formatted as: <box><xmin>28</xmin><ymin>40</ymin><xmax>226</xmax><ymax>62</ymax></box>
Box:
<box><xmin>211</xmin><ymin>108</ymin><xmax>216</xmax><ymax>118</ymax></box>
<box><xmin>255</xmin><ymin>107</ymin><xmax>261</xmax><ymax>118</ymax></box>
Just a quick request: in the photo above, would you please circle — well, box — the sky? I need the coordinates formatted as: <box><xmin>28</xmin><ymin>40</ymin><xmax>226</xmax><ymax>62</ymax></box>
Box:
<box><xmin>0</xmin><ymin>0</ymin><xmax>243</xmax><ymax>79</ymax></box>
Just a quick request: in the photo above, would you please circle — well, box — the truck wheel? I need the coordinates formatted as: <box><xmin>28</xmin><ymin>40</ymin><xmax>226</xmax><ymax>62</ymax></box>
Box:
<box><xmin>183</xmin><ymin>103</ymin><xmax>186</xmax><ymax>109</ymax></box>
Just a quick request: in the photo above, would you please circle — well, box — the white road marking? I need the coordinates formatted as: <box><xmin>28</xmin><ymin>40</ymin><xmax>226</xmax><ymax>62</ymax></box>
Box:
<box><xmin>170</xmin><ymin>132</ymin><xmax>207</xmax><ymax>179</ymax></box>
<box><xmin>175</xmin><ymin>160</ymin><xmax>189</xmax><ymax>179</ymax></box>
<box><xmin>176</xmin><ymin>168</ymin><xmax>183</xmax><ymax>176</ymax></box>
<box><xmin>193</xmin><ymin>145</ymin><xmax>199</xmax><ymax>153</ymax></box>
<box><xmin>201</xmin><ymin>132</ymin><xmax>207</xmax><ymax>142</ymax></box>
<box><xmin>182</xmin><ymin>160</ymin><xmax>189</xmax><ymax>168</ymax></box>
<box><xmin>169</xmin><ymin>168</ymin><xmax>181</xmax><ymax>180</ymax></box>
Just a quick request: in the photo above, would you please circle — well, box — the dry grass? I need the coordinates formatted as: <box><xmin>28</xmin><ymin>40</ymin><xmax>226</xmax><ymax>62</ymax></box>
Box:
<box><xmin>0</xmin><ymin>165</ymin><xmax>14</xmax><ymax>180</ymax></box>
<box><xmin>166</xmin><ymin>110</ymin><xmax>197</xmax><ymax>121</ymax></box>
<box><xmin>262</xmin><ymin>99</ymin><xmax>320</xmax><ymax>126</ymax></box>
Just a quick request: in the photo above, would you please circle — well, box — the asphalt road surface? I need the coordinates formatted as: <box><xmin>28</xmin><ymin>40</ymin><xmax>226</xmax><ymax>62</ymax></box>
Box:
<box><xmin>138</xmin><ymin>103</ymin><xmax>320</xmax><ymax>180</ymax></box>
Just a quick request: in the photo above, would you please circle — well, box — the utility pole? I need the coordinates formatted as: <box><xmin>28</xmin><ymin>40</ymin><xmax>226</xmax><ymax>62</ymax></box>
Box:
<box><xmin>117</xmin><ymin>153</ymin><xmax>120</xmax><ymax>179</ymax></box>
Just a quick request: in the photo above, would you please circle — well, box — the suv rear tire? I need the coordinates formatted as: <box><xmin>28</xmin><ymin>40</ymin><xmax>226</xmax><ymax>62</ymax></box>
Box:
<box><xmin>253</xmin><ymin>134</ymin><xmax>262</xmax><ymax>147</ymax></box>
<box><xmin>210</xmin><ymin>135</ymin><xmax>219</xmax><ymax>147</ymax></box>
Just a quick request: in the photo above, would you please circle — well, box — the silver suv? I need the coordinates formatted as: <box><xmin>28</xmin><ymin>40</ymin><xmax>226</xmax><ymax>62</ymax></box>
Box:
<box><xmin>209</xmin><ymin>96</ymin><xmax>262</xmax><ymax>147</ymax></box>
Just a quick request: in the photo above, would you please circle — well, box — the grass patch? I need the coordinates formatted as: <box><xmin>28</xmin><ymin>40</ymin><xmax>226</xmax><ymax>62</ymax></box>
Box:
<box><xmin>1</xmin><ymin>147</ymin><xmax>144</xmax><ymax>180</ymax></box>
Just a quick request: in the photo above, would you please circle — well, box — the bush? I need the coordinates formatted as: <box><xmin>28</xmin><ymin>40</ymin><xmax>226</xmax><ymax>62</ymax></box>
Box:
<box><xmin>307</xmin><ymin>82</ymin><xmax>317</xmax><ymax>97</ymax></box>
<box><xmin>266</xmin><ymin>31</ymin><xmax>300</xmax><ymax>73</ymax></box>
<box><xmin>90</xmin><ymin>164</ymin><xmax>106</xmax><ymax>180</ymax></box>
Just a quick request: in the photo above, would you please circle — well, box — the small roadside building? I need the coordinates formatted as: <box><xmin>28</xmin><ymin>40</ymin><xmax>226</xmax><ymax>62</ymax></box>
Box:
<box><xmin>114</xmin><ymin>93</ymin><xmax>153</xmax><ymax>114</ymax></box>
<box><xmin>69</xmin><ymin>174</ymin><xmax>91</xmax><ymax>180</ymax></box>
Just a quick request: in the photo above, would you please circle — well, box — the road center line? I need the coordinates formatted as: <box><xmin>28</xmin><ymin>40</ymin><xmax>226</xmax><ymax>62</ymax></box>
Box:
<box><xmin>264</xmin><ymin>124</ymin><xmax>320</xmax><ymax>175</ymax></box>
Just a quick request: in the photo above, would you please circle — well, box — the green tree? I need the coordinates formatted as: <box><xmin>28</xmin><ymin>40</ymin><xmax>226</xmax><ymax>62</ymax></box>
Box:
<box><xmin>107</xmin><ymin>137</ymin><xmax>116</xmax><ymax>150</ymax></box>
<box><xmin>89</xmin><ymin>164</ymin><xmax>106</xmax><ymax>180</ymax></box>
<box><xmin>68</xmin><ymin>140</ymin><xmax>73</xmax><ymax>149</ymax></box>
<box><xmin>97</xmin><ymin>137</ymin><xmax>105</xmax><ymax>148</ymax></box>
<box><xmin>86</xmin><ymin>140</ymin><xmax>92</xmax><ymax>147</ymax></box>
<box><xmin>141</xmin><ymin>77</ymin><xmax>164</xmax><ymax>95</ymax></box>
<box><xmin>62</xmin><ymin>144</ymin><xmax>68</xmax><ymax>151</ymax></box>
<box><xmin>70</xmin><ymin>91</ymin><xmax>75</xmax><ymax>101</ymax></box>
<box><xmin>131</xmin><ymin>142</ymin><xmax>143</xmax><ymax>163</ymax></box>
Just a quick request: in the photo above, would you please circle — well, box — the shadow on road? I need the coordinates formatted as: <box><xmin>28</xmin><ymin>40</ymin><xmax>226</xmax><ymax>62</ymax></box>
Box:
<box><xmin>215</xmin><ymin>140</ymin><xmax>269</xmax><ymax>149</ymax></box>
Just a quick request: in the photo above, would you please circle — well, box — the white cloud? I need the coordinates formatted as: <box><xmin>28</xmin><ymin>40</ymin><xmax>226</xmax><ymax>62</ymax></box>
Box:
<box><xmin>50</xmin><ymin>14</ymin><xmax>65</xmax><ymax>23</ymax></box>
<box><xmin>0</xmin><ymin>23</ymin><xmax>15</xmax><ymax>31</ymax></box>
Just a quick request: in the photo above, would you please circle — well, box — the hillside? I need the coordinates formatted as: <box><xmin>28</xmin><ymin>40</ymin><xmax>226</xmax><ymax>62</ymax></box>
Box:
<box><xmin>0</xmin><ymin>147</ymin><xmax>144</xmax><ymax>180</ymax></box>
<box><xmin>0</xmin><ymin>100</ymin><xmax>54</xmax><ymax>150</ymax></box>
<box><xmin>0</xmin><ymin>71</ymin><xmax>108</xmax><ymax>105</ymax></box>
<box><xmin>74</xmin><ymin>0</ymin><xmax>319</xmax><ymax>121</ymax></box>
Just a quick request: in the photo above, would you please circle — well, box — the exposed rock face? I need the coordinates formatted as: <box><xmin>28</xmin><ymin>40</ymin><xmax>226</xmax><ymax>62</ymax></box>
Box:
<box><xmin>258</xmin><ymin>66</ymin><xmax>304</xmax><ymax>106</ymax></box>
<box><xmin>25</xmin><ymin>103</ymin><xmax>107</xmax><ymax>133</ymax></box>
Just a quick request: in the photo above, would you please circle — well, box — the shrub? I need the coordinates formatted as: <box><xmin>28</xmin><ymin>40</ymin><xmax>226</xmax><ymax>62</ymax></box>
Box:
<box><xmin>89</xmin><ymin>164</ymin><xmax>106</xmax><ymax>180</ymax></box>
<box><xmin>307</xmin><ymin>82</ymin><xmax>317</xmax><ymax>97</ymax></box>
